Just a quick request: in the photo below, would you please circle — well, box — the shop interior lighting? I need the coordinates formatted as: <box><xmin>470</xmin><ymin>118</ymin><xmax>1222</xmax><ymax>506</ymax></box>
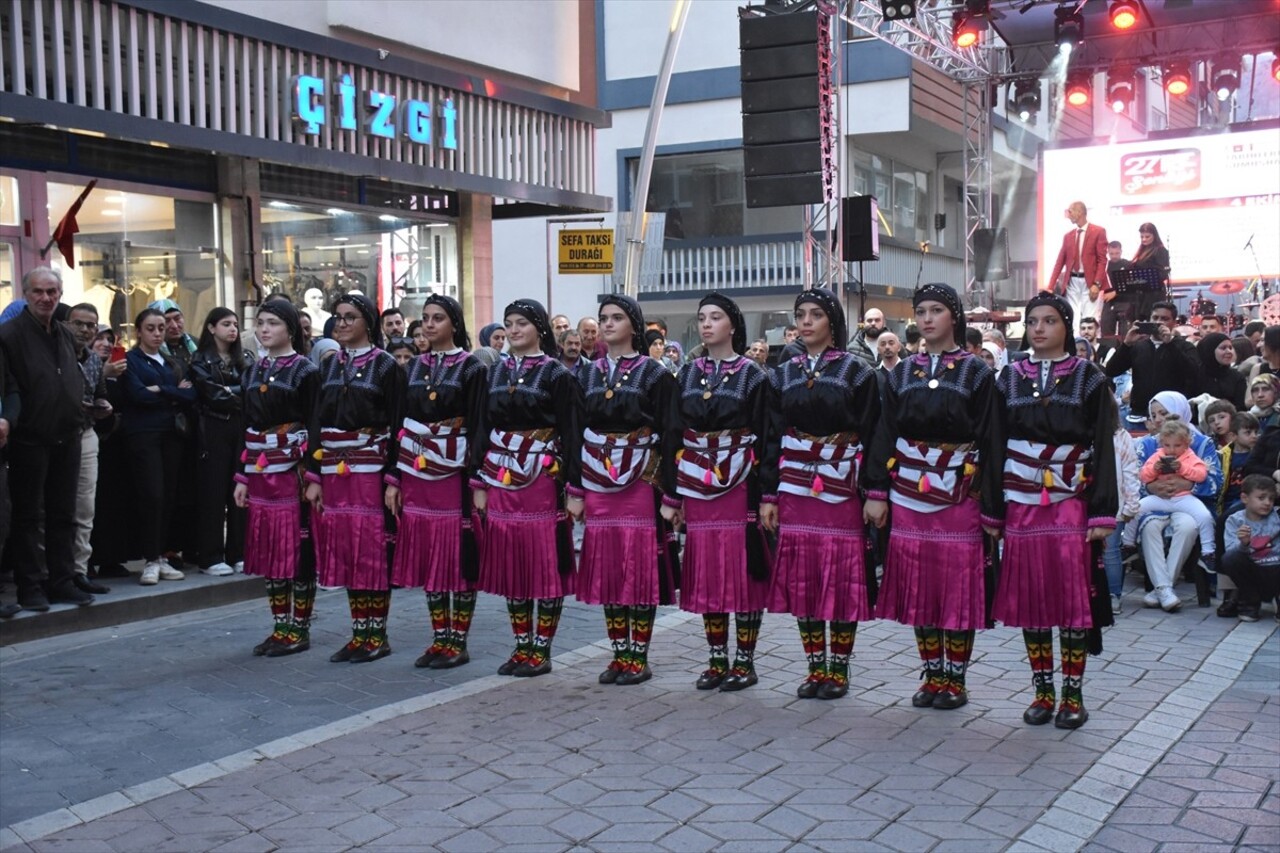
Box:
<box><xmin>1163</xmin><ymin>62</ymin><xmax>1191</xmax><ymax>96</ymax></box>
<box><xmin>1109</xmin><ymin>0</ymin><xmax>1139</xmax><ymax>31</ymax></box>
<box><xmin>1212</xmin><ymin>59</ymin><xmax>1240</xmax><ymax>101</ymax></box>
<box><xmin>880</xmin><ymin>0</ymin><xmax>916</xmax><ymax>20</ymax></box>
<box><xmin>1012</xmin><ymin>78</ymin><xmax>1041</xmax><ymax>121</ymax></box>
<box><xmin>1055</xmin><ymin>5</ymin><xmax>1084</xmax><ymax>55</ymax></box>
<box><xmin>1065</xmin><ymin>73</ymin><xmax>1092</xmax><ymax>107</ymax></box>
<box><xmin>1107</xmin><ymin>69</ymin><xmax>1135</xmax><ymax>112</ymax></box>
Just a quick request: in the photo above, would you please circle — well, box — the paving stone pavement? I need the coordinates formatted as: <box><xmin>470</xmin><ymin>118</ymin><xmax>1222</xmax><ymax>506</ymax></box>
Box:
<box><xmin>0</xmin><ymin>585</ymin><xmax>1276</xmax><ymax>852</ymax></box>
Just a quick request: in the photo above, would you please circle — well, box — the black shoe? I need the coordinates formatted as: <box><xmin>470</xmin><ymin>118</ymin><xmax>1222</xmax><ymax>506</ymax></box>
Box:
<box><xmin>414</xmin><ymin>649</ymin><xmax>441</xmax><ymax>668</ymax></box>
<box><xmin>428</xmin><ymin>649</ymin><xmax>471</xmax><ymax>669</ymax></box>
<box><xmin>598</xmin><ymin>663</ymin><xmax>623</xmax><ymax>685</ymax></box>
<box><xmin>817</xmin><ymin>678</ymin><xmax>849</xmax><ymax>700</ymax></box>
<box><xmin>911</xmin><ymin>687</ymin><xmax>938</xmax><ymax>708</ymax></box>
<box><xmin>497</xmin><ymin>653</ymin><xmax>527</xmax><ymax>676</ymax></box>
<box><xmin>796</xmin><ymin>676</ymin><xmax>824</xmax><ymax>699</ymax></box>
<box><xmin>719</xmin><ymin>668</ymin><xmax>758</xmax><ymax>692</ymax></box>
<box><xmin>932</xmin><ymin>688</ymin><xmax>968</xmax><ymax>710</ymax></box>
<box><xmin>330</xmin><ymin>643</ymin><xmax>360</xmax><ymax>663</ymax></box>
<box><xmin>1023</xmin><ymin>702</ymin><xmax>1054</xmax><ymax>726</ymax></box>
<box><xmin>47</xmin><ymin>582</ymin><xmax>94</xmax><ymax>607</ymax></box>
<box><xmin>616</xmin><ymin>664</ymin><xmax>652</xmax><ymax>685</ymax></box>
<box><xmin>94</xmin><ymin>563</ymin><xmax>132</xmax><ymax>579</ymax></box>
<box><xmin>18</xmin><ymin>589</ymin><xmax>51</xmax><ymax>612</ymax></box>
<box><xmin>1238</xmin><ymin>607</ymin><xmax>1261</xmax><ymax>623</ymax></box>
<box><xmin>1217</xmin><ymin>596</ymin><xmax>1239</xmax><ymax>618</ymax></box>
<box><xmin>253</xmin><ymin>635</ymin><xmax>279</xmax><ymax>656</ymax></box>
<box><xmin>1054</xmin><ymin>705</ymin><xmax>1089</xmax><ymax>729</ymax></box>
<box><xmin>73</xmin><ymin>574</ymin><xmax>110</xmax><ymax>595</ymax></box>
<box><xmin>0</xmin><ymin>602</ymin><xmax>21</xmax><ymax>618</ymax></box>
<box><xmin>513</xmin><ymin>657</ymin><xmax>552</xmax><ymax>677</ymax></box>
<box><xmin>695</xmin><ymin>669</ymin><xmax>726</xmax><ymax>691</ymax></box>
<box><xmin>264</xmin><ymin>637</ymin><xmax>310</xmax><ymax>657</ymax></box>
<box><xmin>350</xmin><ymin>642</ymin><xmax>392</xmax><ymax>663</ymax></box>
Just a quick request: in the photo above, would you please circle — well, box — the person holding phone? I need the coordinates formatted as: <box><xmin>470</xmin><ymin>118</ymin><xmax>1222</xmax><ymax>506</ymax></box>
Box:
<box><xmin>1105</xmin><ymin>301</ymin><xmax>1200</xmax><ymax>430</ymax></box>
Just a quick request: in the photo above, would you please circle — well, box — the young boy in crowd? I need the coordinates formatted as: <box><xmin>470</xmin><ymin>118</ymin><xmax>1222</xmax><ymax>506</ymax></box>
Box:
<box><xmin>1248</xmin><ymin>375</ymin><xmax>1279</xmax><ymax>433</ymax></box>
<box><xmin>1221</xmin><ymin>475</ymin><xmax>1280</xmax><ymax>622</ymax></box>
<box><xmin>1122</xmin><ymin>419</ymin><xmax>1217</xmax><ymax>573</ymax></box>
<box><xmin>1217</xmin><ymin>412</ymin><xmax>1261</xmax><ymax>616</ymax></box>
<box><xmin>1203</xmin><ymin>399</ymin><xmax>1237</xmax><ymax>449</ymax></box>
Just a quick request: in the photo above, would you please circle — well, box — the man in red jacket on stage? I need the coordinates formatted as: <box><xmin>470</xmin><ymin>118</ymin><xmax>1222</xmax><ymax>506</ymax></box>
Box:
<box><xmin>1049</xmin><ymin>200</ymin><xmax>1109</xmax><ymax>336</ymax></box>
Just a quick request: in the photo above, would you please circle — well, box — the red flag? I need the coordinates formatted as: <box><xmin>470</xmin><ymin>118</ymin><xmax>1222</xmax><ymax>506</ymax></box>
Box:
<box><xmin>50</xmin><ymin>180</ymin><xmax>98</xmax><ymax>269</ymax></box>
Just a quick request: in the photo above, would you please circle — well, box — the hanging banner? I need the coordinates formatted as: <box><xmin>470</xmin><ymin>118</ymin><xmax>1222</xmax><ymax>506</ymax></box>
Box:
<box><xmin>558</xmin><ymin>229</ymin><xmax>614</xmax><ymax>274</ymax></box>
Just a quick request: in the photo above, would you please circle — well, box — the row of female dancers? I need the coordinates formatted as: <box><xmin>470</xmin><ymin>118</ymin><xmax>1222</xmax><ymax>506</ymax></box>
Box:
<box><xmin>234</xmin><ymin>283</ymin><xmax>1116</xmax><ymax>730</ymax></box>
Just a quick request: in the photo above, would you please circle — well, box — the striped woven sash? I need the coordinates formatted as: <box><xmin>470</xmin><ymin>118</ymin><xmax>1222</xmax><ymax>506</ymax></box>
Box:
<box><xmin>676</xmin><ymin>428</ymin><xmax>756</xmax><ymax>501</ymax></box>
<box><xmin>242</xmin><ymin>423</ymin><xmax>307</xmax><ymax>475</ymax></box>
<box><xmin>396</xmin><ymin>417</ymin><xmax>468</xmax><ymax>481</ymax></box>
<box><xmin>889</xmin><ymin>437</ymin><xmax>978</xmax><ymax>513</ymax></box>
<box><xmin>480</xmin><ymin>427</ymin><xmax>558</xmax><ymax>490</ymax></box>
<box><xmin>778</xmin><ymin>429</ymin><xmax>861</xmax><ymax>504</ymax></box>
<box><xmin>1003</xmin><ymin>438</ymin><xmax>1090</xmax><ymax>506</ymax></box>
<box><xmin>315</xmin><ymin>427</ymin><xmax>389</xmax><ymax>476</ymax></box>
<box><xmin>582</xmin><ymin>426</ymin><xmax>657</xmax><ymax>493</ymax></box>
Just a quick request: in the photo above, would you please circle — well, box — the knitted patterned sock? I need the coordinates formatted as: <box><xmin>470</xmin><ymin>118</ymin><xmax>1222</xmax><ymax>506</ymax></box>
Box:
<box><xmin>364</xmin><ymin>590</ymin><xmax>391</xmax><ymax>652</ymax></box>
<box><xmin>425</xmin><ymin>592</ymin><xmax>452</xmax><ymax>655</ymax></box>
<box><xmin>1023</xmin><ymin>628</ymin><xmax>1056</xmax><ymax>711</ymax></box>
<box><xmin>914</xmin><ymin>626</ymin><xmax>945</xmax><ymax>694</ymax></box>
<box><xmin>628</xmin><ymin>605</ymin><xmax>656</xmax><ymax>671</ymax></box>
<box><xmin>703</xmin><ymin>613</ymin><xmax>729</xmax><ymax>676</ymax></box>
<box><xmin>286</xmin><ymin>579</ymin><xmax>316</xmax><ymax>643</ymax></box>
<box><xmin>449</xmin><ymin>592</ymin><xmax>476</xmax><ymax>652</ymax></box>
<box><xmin>266</xmin><ymin>580</ymin><xmax>291</xmax><ymax>643</ymax></box>
<box><xmin>506</xmin><ymin>598</ymin><xmax>534</xmax><ymax>665</ymax></box>
<box><xmin>797</xmin><ymin>618</ymin><xmax>827</xmax><ymax>685</ymax></box>
<box><xmin>343</xmin><ymin>589</ymin><xmax>369</xmax><ymax>654</ymax></box>
<box><xmin>1059</xmin><ymin>628</ymin><xmax>1088</xmax><ymax>713</ymax></box>
<box><xmin>828</xmin><ymin>621</ymin><xmax>856</xmax><ymax>687</ymax></box>
<box><xmin>603</xmin><ymin>604</ymin><xmax>630</xmax><ymax>674</ymax></box>
<box><xmin>731</xmin><ymin>610</ymin><xmax>763</xmax><ymax>675</ymax></box>
<box><xmin>942</xmin><ymin>629</ymin><xmax>976</xmax><ymax>697</ymax></box>
<box><xmin>527</xmin><ymin>597</ymin><xmax>564</xmax><ymax>667</ymax></box>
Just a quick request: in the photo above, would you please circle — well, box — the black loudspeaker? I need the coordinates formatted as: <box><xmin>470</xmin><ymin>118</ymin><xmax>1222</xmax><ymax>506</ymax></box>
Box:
<box><xmin>972</xmin><ymin>227</ymin><xmax>1009</xmax><ymax>281</ymax></box>
<box><xmin>740</xmin><ymin>9</ymin><xmax>824</xmax><ymax>209</ymax></box>
<box><xmin>841</xmin><ymin>196</ymin><xmax>879</xmax><ymax>262</ymax></box>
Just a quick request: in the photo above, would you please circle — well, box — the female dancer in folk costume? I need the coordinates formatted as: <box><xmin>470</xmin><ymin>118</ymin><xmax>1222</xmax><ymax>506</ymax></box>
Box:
<box><xmin>472</xmin><ymin>300</ymin><xmax>583</xmax><ymax>677</ymax></box>
<box><xmin>764</xmin><ymin>288</ymin><xmax>881</xmax><ymax>700</ymax></box>
<box><xmin>662</xmin><ymin>293</ymin><xmax>776</xmax><ymax>692</ymax></box>
<box><xmin>865</xmin><ymin>283</ymin><xmax>1004</xmax><ymax>710</ymax></box>
<box><xmin>233</xmin><ymin>300</ymin><xmax>321</xmax><ymax>656</ymax></box>
<box><xmin>386</xmin><ymin>295</ymin><xmax>487</xmax><ymax>670</ymax></box>
<box><xmin>567</xmin><ymin>295</ymin><xmax>679</xmax><ymax>686</ymax></box>
<box><xmin>304</xmin><ymin>293</ymin><xmax>407</xmax><ymax>663</ymax></box>
<box><xmin>992</xmin><ymin>291</ymin><xmax>1117</xmax><ymax>729</ymax></box>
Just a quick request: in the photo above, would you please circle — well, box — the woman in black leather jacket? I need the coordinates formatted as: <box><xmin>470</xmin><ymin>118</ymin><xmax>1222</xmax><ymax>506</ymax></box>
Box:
<box><xmin>191</xmin><ymin>307</ymin><xmax>253</xmax><ymax>576</ymax></box>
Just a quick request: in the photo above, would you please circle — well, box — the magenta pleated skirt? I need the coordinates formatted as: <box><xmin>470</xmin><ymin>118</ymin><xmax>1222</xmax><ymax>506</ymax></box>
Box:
<box><xmin>769</xmin><ymin>493</ymin><xmax>871</xmax><ymax>622</ymax></box>
<box><xmin>876</xmin><ymin>498</ymin><xmax>985</xmax><ymax>630</ymax></box>
<box><xmin>992</xmin><ymin>499</ymin><xmax>1093</xmax><ymax>629</ymax></box>
<box><xmin>391</xmin><ymin>474</ymin><xmax>476</xmax><ymax>592</ymax></box>
<box><xmin>478</xmin><ymin>475</ymin><xmax>571</xmax><ymax>600</ymax></box>
<box><xmin>679</xmin><ymin>483</ymin><xmax>770</xmax><ymax>614</ymax></box>
<box><xmin>313</xmin><ymin>472</ymin><xmax>389</xmax><ymax>589</ymax></box>
<box><xmin>243</xmin><ymin>472</ymin><xmax>303</xmax><ymax>580</ymax></box>
<box><xmin>577</xmin><ymin>479</ymin><xmax>662</xmax><ymax>606</ymax></box>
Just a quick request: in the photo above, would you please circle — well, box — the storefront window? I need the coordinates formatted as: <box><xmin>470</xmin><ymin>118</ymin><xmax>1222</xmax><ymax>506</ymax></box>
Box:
<box><xmin>259</xmin><ymin>201</ymin><xmax>458</xmax><ymax>321</ymax></box>
<box><xmin>853</xmin><ymin>151</ymin><xmax>931</xmax><ymax>246</ymax></box>
<box><xmin>46</xmin><ymin>181</ymin><xmax>225</xmax><ymax>341</ymax></box>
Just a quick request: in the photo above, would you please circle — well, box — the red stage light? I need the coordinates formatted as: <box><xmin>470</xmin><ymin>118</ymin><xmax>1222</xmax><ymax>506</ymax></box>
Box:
<box><xmin>953</xmin><ymin>11</ymin><xmax>982</xmax><ymax>48</ymax></box>
<box><xmin>1164</xmin><ymin>63</ymin><xmax>1191</xmax><ymax>96</ymax></box>
<box><xmin>1109</xmin><ymin>0</ymin><xmax>1139</xmax><ymax>30</ymax></box>
<box><xmin>1066</xmin><ymin>75</ymin><xmax>1091</xmax><ymax>107</ymax></box>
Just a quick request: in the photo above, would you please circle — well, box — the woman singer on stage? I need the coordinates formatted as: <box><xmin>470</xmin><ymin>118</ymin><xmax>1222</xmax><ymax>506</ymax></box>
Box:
<box><xmin>472</xmin><ymin>300</ymin><xmax>582</xmax><ymax>677</ymax></box>
<box><xmin>990</xmin><ymin>291</ymin><xmax>1117</xmax><ymax>729</ymax></box>
<box><xmin>567</xmin><ymin>295</ymin><xmax>679</xmax><ymax>686</ymax></box>
<box><xmin>233</xmin><ymin>301</ymin><xmax>320</xmax><ymax>656</ymax></box>
<box><xmin>304</xmin><ymin>293</ymin><xmax>406</xmax><ymax>663</ymax></box>
<box><xmin>865</xmin><ymin>283</ymin><xmax>1004</xmax><ymax>710</ymax></box>
<box><xmin>1130</xmin><ymin>222</ymin><xmax>1172</xmax><ymax>320</ymax></box>
<box><xmin>764</xmin><ymin>288</ymin><xmax>881</xmax><ymax>700</ymax></box>
<box><xmin>387</xmin><ymin>295</ymin><xmax>487</xmax><ymax>670</ymax></box>
<box><xmin>662</xmin><ymin>293</ymin><xmax>775</xmax><ymax>692</ymax></box>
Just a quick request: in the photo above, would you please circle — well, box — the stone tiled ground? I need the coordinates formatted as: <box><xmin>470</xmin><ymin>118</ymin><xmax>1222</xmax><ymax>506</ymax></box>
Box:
<box><xmin>1</xmin><ymin>587</ymin><xmax>1276</xmax><ymax>852</ymax></box>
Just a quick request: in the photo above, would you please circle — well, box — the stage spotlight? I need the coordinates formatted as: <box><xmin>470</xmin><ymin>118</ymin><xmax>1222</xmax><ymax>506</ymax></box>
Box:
<box><xmin>880</xmin><ymin>0</ymin><xmax>916</xmax><ymax>20</ymax></box>
<box><xmin>1055</xmin><ymin>5</ymin><xmax>1084</xmax><ymax>55</ymax></box>
<box><xmin>953</xmin><ymin>10</ymin><xmax>983</xmax><ymax>48</ymax></box>
<box><xmin>1164</xmin><ymin>62</ymin><xmax>1191</xmax><ymax>96</ymax></box>
<box><xmin>1109</xmin><ymin>0</ymin><xmax>1139</xmax><ymax>31</ymax></box>
<box><xmin>1013</xmin><ymin>79</ymin><xmax>1041</xmax><ymax>121</ymax></box>
<box><xmin>1065</xmin><ymin>73</ymin><xmax>1091</xmax><ymax>107</ymax></box>
<box><xmin>1108</xmin><ymin>70</ymin><xmax>1135</xmax><ymax>113</ymax></box>
<box><xmin>1212</xmin><ymin>61</ymin><xmax>1240</xmax><ymax>101</ymax></box>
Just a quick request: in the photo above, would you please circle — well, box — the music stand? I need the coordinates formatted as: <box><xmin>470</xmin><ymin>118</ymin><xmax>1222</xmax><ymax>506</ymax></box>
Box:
<box><xmin>1110</xmin><ymin>268</ymin><xmax>1165</xmax><ymax>296</ymax></box>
